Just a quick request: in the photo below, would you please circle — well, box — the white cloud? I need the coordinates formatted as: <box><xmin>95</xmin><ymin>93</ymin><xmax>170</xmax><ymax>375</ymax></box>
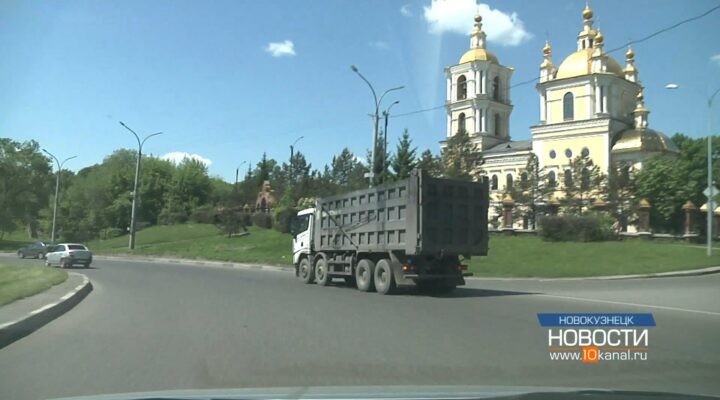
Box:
<box><xmin>423</xmin><ymin>0</ymin><xmax>532</xmax><ymax>46</ymax></box>
<box><xmin>712</xmin><ymin>54</ymin><xmax>720</xmax><ymax>66</ymax></box>
<box><xmin>400</xmin><ymin>4</ymin><xmax>413</xmax><ymax>17</ymax></box>
<box><xmin>265</xmin><ymin>40</ymin><xmax>296</xmax><ymax>57</ymax></box>
<box><xmin>369</xmin><ymin>40</ymin><xmax>390</xmax><ymax>50</ymax></box>
<box><xmin>161</xmin><ymin>152</ymin><xmax>212</xmax><ymax>166</ymax></box>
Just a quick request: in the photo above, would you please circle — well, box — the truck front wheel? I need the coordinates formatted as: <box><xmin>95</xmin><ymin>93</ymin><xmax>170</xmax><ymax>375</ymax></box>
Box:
<box><xmin>374</xmin><ymin>259</ymin><xmax>396</xmax><ymax>295</ymax></box>
<box><xmin>298</xmin><ymin>258</ymin><xmax>314</xmax><ymax>284</ymax></box>
<box><xmin>355</xmin><ymin>259</ymin><xmax>375</xmax><ymax>292</ymax></box>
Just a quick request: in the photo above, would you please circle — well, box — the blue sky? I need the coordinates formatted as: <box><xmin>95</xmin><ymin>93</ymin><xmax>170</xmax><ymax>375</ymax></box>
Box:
<box><xmin>1</xmin><ymin>0</ymin><xmax>719</xmax><ymax>181</ymax></box>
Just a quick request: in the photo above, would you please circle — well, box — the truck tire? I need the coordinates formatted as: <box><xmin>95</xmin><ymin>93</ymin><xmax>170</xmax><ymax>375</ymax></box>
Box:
<box><xmin>298</xmin><ymin>258</ymin><xmax>314</xmax><ymax>284</ymax></box>
<box><xmin>374</xmin><ymin>259</ymin><xmax>396</xmax><ymax>295</ymax></box>
<box><xmin>18</xmin><ymin>251</ymin><xmax>25</xmax><ymax>259</ymax></box>
<box><xmin>314</xmin><ymin>258</ymin><xmax>330</xmax><ymax>286</ymax></box>
<box><xmin>355</xmin><ymin>259</ymin><xmax>375</xmax><ymax>292</ymax></box>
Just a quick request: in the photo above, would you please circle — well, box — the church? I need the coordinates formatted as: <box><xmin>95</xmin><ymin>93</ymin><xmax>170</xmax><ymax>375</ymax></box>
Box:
<box><xmin>442</xmin><ymin>4</ymin><xmax>678</xmax><ymax>214</ymax></box>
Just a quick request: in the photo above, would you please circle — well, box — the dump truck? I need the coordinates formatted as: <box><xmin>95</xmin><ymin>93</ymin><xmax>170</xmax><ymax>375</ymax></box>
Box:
<box><xmin>289</xmin><ymin>169</ymin><xmax>489</xmax><ymax>294</ymax></box>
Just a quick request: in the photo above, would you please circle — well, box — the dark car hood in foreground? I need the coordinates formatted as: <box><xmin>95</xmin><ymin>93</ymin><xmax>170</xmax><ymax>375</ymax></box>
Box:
<box><xmin>49</xmin><ymin>385</ymin><xmax>720</xmax><ymax>400</ymax></box>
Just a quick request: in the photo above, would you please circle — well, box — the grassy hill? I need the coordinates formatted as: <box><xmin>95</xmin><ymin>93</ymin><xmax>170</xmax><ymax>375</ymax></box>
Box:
<box><xmin>81</xmin><ymin>223</ymin><xmax>720</xmax><ymax>278</ymax></box>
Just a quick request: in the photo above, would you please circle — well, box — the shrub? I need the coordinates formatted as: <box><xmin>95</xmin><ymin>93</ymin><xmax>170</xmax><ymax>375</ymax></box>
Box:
<box><xmin>251</xmin><ymin>212</ymin><xmax>273</xmax><ymax>229</ymax></box>
<box><xmin>538</xmin><ymin>215</ymin><xmax>613</xmax><ymax>242</ymax></box>
<box><xmin>215</xmin><ymin>208</ymin><xmax>246</xmax><ymax>237</ymax></box>
<box><xmin>158</xmin><ymin>211</ymin><xmax>189</xmax><ymax>225</ymax></box>
<box><xmin>190</xmin><ymin>205</ymin><xmax>218</xmax><ymax>224</ymax></box>
<box><xmin>103</xmin><ymin>228</ymin><xmax>125</xmax><ymax>239</ymax></box>
<box><xmin>273</xmin><ymin>206</ymin><xmax>298</xmax><ymax>233</ymax></box>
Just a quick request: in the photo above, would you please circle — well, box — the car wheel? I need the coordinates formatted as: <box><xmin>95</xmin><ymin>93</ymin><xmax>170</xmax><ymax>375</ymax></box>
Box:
<box><xmin>298</xmin><ymin>258</ymin><xmax>314</xmax><ymax>284</ymax></box>
<box><xmin>83</xmin><ymin>263</ymin><xmax>90</xmax><ymax>268</ymax></box>
<box><xmin>374</xmin><ymin>259</ymin><xmax>396</xmax><ymax>295</ymax></box>
<box><xmin>45</xmin><ymin>259</ymin><xmax>52</xmax><ymax>267</ymax></box>
<box><xmin>314</xmin><ymin>257</ymin><xmax>330</xmax><ymax>286</ymax></box>
<box><xmin>37</xmin><ymin>252</ymin><xmax>44</xmax><ymax>259</ymax></box>
<box><xmin>355</xmin><ymin>259</ymin><xmax>375</xmax><ymax>292</ymax></box>
<box><xmin>18</xmin><ymin>251</ymin><xmax>25</xmax><ymax>259</ymax></box>
<box><xmin>60</xmin><ymin>258</ymin><xmax>69</xmax><ymax>269</ymax></box>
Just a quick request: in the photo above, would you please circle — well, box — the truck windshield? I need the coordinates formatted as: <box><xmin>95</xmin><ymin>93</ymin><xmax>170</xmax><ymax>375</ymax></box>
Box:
<box><xmin>296</xmin><ymin>214</ymin><xmax>310</xmax><ymax>233</ymax></box>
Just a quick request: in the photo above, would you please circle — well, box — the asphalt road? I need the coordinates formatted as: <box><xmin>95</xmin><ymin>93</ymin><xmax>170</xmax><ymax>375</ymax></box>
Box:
<box><xmin>0</xmin><ymin>253</ymin><xmax>719</xmax><ymax>399</ymax></box>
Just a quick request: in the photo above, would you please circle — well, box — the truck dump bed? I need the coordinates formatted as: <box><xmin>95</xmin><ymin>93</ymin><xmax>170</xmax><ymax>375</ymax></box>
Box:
<box><xmin>314</xmin><ymin>169</ymin><xmax>488</xmax><ymax>256</ymax></box>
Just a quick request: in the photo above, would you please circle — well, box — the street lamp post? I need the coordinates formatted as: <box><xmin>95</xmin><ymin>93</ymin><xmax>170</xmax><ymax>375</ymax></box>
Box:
<box><xmin>290</xmin><ymin>136</ymin><xmax>304</xmax><ymax>187</ymax></box>
<box><xmin>119</xmin><ymin>121</ymin><xmax>163</xmax><ymax>250</ymax></box>
<box><xmin>666</xmin><ymin>84</ymin><xmax>720</xmax><ymax>256</ymax></box>
<box><xmin>350</xmin><ymin>65</ymin><xmax>403</xmax><ymax>187</ymax></box>
<box><xmin>235</xmin><ymin>161</ymin><xmax>248</xmax><ymax>186</ymax></box>
<box><xmin>42</xmin><ymin>150</ymin><xmax>77</xmax><ymax>243</ymax></box>
<box><xmin>382</xmin><ymin>100</ymin><xmax>400</xmax><ymax>179</ymax></box>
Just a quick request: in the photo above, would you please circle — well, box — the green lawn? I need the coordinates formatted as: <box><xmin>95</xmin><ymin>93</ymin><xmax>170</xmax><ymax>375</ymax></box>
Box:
<box><xmin>0</xmin><ymin>264</ymin><xmax>68</xmax><ymax>306</ymax></box>
<box><xmin>470</xmin><ymin>235</ymin><xmax>720</xmax><ymax>278</ymax></box>
<box><xmin>84</xmin><ymin>223</ymin><xmax>720</xmax><ymax>278</ymax></box>
<box><xmin>89</xmin><ymin>224</ymin><xmax>292</xmax><ymax>265</ymax></box>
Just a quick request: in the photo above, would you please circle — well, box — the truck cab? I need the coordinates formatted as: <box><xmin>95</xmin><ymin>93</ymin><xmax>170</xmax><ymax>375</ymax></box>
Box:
<box><xmin>291</xmin><ymin>208</ymin><xmax>314</xmax><ymax>266</ymax></box>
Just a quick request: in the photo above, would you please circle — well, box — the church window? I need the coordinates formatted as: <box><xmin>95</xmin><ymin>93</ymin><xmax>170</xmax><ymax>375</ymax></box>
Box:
<box><xmin>581</xmin><ymin>147</ymin><xmax>590</xmax><ymax>157</ymax></box>
<box><xmin>506</xmin><ymin>173</ymin><xmax>513</xmax><ymax>189</ymax></box>
<box><xmin>549</xmin><ymin>150</ymin><xmax>556</xmax><ymax>159</ymax></box>
<box><xmin>457</xmin><ymin>75</ymin><xmax>467</xmax><ymax>100</ymax></box>
<box><xmin>521</xmin><ymin>172</ymin><xmax>528</xmax><ymax>183</ymax></box>
<box><xmin>493</xmin><ymin>77</ymin><xmax>500</xmax><ymax>101</ymax></box>
<box><xmin>491</xmin><ymin>175</ymin><xmax>498</xmax><ymax>190</ymax></box>
<box><xmin>563</xmin><ymin>92</ymin><xmax>574</xmax><ymax>121</ymax></box>
<box><xmin>581</xmin><ymin>168</ymin><xmax>590</xmax><ymax>189</ymax></box>
<box><xmin>564</xmin><ymin>169</ymin><xmax>573</xmax><ymax>187</ymax></box>
<box><xmin>548</xmin><ymin>171</ymin><xmax>556</xmax><ymax>187</ymax></box>
<box><xmin>458</xmin><ymin>113</ymin><xmax>466</xmax><ymax>133</ymax></box>
<box><xmin>494</xmin><ymin>113</ymin><xmax>501</xmax><ymax>136</ymax></box>
<box><xmin>565</xmin><ymin>148</ymin><xmax>573</xmax><ymax>158</ymax></box>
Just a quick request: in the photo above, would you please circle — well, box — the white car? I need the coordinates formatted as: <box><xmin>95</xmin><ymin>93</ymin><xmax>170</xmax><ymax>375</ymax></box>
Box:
<box><xmin>45</xmin><ymin>243</ymin><xmax>93</xmax><ymax>268</ymax></box>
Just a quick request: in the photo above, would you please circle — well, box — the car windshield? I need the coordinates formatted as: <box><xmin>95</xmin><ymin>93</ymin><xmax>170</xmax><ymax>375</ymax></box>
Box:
<box><xmin>1</xmin><ymin>1</ymin><xmax>719</xmax><ymax>400</ymax></box>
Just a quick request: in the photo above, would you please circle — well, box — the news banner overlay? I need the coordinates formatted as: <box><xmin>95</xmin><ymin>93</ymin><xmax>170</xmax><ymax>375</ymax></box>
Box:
<box><xmin>537</xmin><ymin>313</ymin><xmax>656</xmax><ymax>362</ymax></box>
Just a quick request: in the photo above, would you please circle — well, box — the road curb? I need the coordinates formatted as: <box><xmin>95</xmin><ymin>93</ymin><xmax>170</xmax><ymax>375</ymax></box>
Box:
<box><xmin>88</xmin><ymin>254</ymin><xmax>720</xmax><ymax>280</ymax></box>
<box><xmin>467</xmin><ymin>265</ymin><xmax>720</xmax><ymax>281</ymax></box>
<box><xmin>0</xmin><ymin>273</ymin><xmax>93</xmax><ymax>349</ymax></box>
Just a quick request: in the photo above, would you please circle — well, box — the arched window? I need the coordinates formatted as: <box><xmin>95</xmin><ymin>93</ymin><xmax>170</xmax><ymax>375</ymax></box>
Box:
<box><xmin>457</xmin><ymin>113</ymin><xmax>466</xmax><ymax>134</ymax></box>
<box><xmin>581</xmin><ymin>147</ymin><xmax>590</xmax><ymax>158</ymax></box>
<box><xmin>521</xmin><ymin>172</ymin><xmax>528</xmax><ymax>183</ymax></box>
<box><xmin>506</xmin><ymin>173</ymin><xmax>514</xmax><ymax>189</ymax></box>
<box><xmin>491</xmin><ymin>175</ymin><xmax>498</xmax><ymax>190</ymax></box>
<box><xmin>564</xmin><ymin>169</ymin><xmax>573</xmax><ymax>187</ymax></box>
<box><xmin>457</xmin><ymin>75</ymin><xmax>467</xmax><ymax>100</ymax></box>
<box><xmin>563</xmin><ymin>92</ymin><xmax>574</xmax><ymax>121</ymax></box>
<box><xmin>581</xmin><ymin>167</ymin><xmax>590</xmax><ymax>189</ymax></box>
<box><xmin>494</xmin><ymin>113</ymin><xmax>501</xmax><ymax>136</ymax></box>
<box><xmin>548</xmin><ymin>171</ymin><xmax>556</xmax><ymax>187</ymax></box>
<box><xmin>493</xmin><ymin>77</ymin><xmax>500</xmax><ymax>101</ymax></box>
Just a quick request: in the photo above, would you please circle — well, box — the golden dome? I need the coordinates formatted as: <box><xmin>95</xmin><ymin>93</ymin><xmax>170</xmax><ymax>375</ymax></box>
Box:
<box><xmin>459</xmin><ymin>48</ymin><xmax>498</xmax><ymax>64</ymax></box>
<box><xmin>595</xmin><ymin>30</ymin><xmax>604</xmax><ymax>45</ymax></box>
<box><xmin>543</xmin><ymin>41</ymin><xmax>551</xmax><ymax>56</ymax></box>
<box><xmin>611</xmin><ymin>129</ymin><xmax>679</xmax><ymax>154</ymax></box>
<box><xmin>583</xmin><ymin>4</ymin><xmax>593</xmax><ymax>20</ymax></box>
<box><xmin>626</xmin><ymin>47</ymin><xmax>635</xmax><ymax>61</ymax></box>
<box><xmin>637</xmin><ymin>90</ymin><xmax>644</xmax><ymax>101</ymax></box>
<box><xmin>555</xmin><ymin>48</ymin><xmax>623</xmax><ymax>79</ymax></box>
<box><xmin>474</xmin><ymin>14</ymin><xmax>482</xmax><ymax>23</ymax></box>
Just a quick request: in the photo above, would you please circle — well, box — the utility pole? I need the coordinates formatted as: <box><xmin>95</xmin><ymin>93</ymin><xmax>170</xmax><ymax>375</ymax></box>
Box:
<box><xmin>382</xmin><ymin>100</ymin><xmax>400</xmax><ymax>181</ymax></box>
<box><xmin>350</xmin><ymin>65</ymin><xmax>403</xmax><ymax>187</ymax></box>
<box><xmin>42</xmin><ymin>149</ymin><xmax>77</xmax><ymax>243</ymax></box>
<box><xmin>290</xmin><ymin>136</ymin><xmax>304</xmax><ymax>188</ymax></box>
<box><xmin>119</xmin><ymin>121</ymin><xmax>163</xmax><ymax>250</ymax></box>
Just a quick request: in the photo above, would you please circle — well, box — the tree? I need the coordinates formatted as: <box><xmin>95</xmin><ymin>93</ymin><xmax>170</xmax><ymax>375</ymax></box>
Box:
<box><xmin>0</xmin><ymin>139</ymin><xmax>53</xmax><ymax>237</ymax></box>
<box><xmin>607</xmin><ymin>162</ymin><xmax>636</xmax><ymax>230</ymax></box>
<box><xmin>416</xmin><ymin>149</ymin><xmax>442</xmax><ymax>177</ymax></box>
<box><xmin>441</xmin><ymin>129</ymin><xmax>483</xmax><ymax>181</ymax></box>
<box><xmin>390</xmin><ymin>129</ymin><xmax>417</xmax><ymax>181</ymax></box>
<box><xmin>561</xmin><ymin>154</ymin><xmax>605</xmax><ymax>215</ymax></box>
<box><xmin>161</xmin><ymin>158</ymin><xmax>213</xmax><ymax>219</ymax></box>
<box><xmin>508</xmin><ymin>153</ymin><xmax>547</xmax><ymax>229</ymax></box>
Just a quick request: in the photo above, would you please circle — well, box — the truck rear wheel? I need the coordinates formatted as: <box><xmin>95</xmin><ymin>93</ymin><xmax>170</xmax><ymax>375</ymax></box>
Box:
<box><xmin>298</xmin><ymin>258</ymin><xmax>314</xmax><ymax>284</ymax></box>
<box><xmin>374</xmin><ymin>259</ymin><xmax>396</xmax><ymax>295</ymax></box>
<box><xmin>355</xmin><ymin>259</ymin><xmax>375</xmax><ymax>292</ymax></box>
<box><xmin>314</xmin><ymin>258</ymin><xmax>330</xmax><ymax>286</ymax></box>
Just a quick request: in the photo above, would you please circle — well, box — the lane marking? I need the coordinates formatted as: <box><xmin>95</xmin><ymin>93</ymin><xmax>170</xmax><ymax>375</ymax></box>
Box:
<box><xmin>536</xmin><ymin>293</ymin><xmax>720</xmax><ymax>317</ymax></box>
